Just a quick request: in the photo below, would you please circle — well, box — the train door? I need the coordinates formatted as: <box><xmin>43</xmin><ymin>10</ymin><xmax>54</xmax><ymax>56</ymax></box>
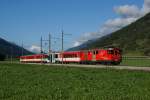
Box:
<box><xmin>84</xmin><ymin>51</ymin><xmax>88</xmax><ymax>61</ymax></box>
<box><xmin>88</xmin><ymin>51</ymin><xmax>92</xmax><ymax>61</ymax></box>
<box><xmin>48</xmin><ymin>53</ymin><xmax>57</xmax><ymax>63</ymax></box>
<box><xmin>92</xmin><ymin>50</ymin><xmax>97</xmax><ymax>61</ymax></box>
<box><xmin>51</xmin><ymin>53</ymin><xmax>57</xmax><ymax>63</ymax></box>
<box><xmin>49</xmin><ymin>53</ymin><xmax>59</xmax><ymax>63</ymax></box>
<box><xmin>54</xmin><ymin>53</ymin><xmax>59</xmax><ymax>63</ymax></box>
<box><xmin>51</xmin><ymin>54</ymin><xmax>54</xmax><ymax>63</ymax></box>
<box><xmin>48</xmin><ymin>54</ymin><xmax>53</xmax><ymax>63</ymax></box>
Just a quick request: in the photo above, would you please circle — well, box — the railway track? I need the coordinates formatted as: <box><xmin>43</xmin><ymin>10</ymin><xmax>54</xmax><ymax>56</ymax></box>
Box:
<box><xmin>42</xmin><ymin>63</ymin><xmax>150</xmax><ymax>72</ymax></box>
<box><xmin>6</xmin><ymin>62</ymin><xmax>150</xmax><ymax>72</ymax></box>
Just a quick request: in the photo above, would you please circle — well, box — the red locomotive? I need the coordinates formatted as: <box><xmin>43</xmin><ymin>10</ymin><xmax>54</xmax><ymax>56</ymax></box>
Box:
<box><xmin>56</xmin><ymin>47</ymin><xmax>122</xmax><ymax>65</ymax></box>
<box><xmin>20</xmin><ymin>47</ymin><xmax>122</xmax><ymax>65</ymax></box>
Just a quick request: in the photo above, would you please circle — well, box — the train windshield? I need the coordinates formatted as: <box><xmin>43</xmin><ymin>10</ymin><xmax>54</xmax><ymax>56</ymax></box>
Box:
<box><xmin>108</xmin><ymin>49</ymin><xmax>121</xmax><ymax>55</ymax></box>
<box><xmin>108</xmin><ymin>50</ymin><xmax>114</xmax><ymax>54</ymax></box>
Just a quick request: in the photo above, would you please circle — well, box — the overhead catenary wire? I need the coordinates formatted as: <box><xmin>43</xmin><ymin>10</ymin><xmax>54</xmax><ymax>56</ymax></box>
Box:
<box><xmin>61</xmin><ymin>30</ymin><xmax>72</xmax><ymax>64</ymax></box>
<box><xmin>39</xmin><ymin>31</ymin><xmax>72</xmax><ymax>64</ymax></box>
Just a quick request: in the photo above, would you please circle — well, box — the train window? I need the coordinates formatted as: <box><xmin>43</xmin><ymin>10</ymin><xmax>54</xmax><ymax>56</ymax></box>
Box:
<box><xmin>115</xmin><ymin>51</ymin><xmax>118</xmax><ymax>55</ymax></box>
<box><xmin>48</xmin><ymin>55</ymin><xmax>51</xmax><ymax>60</ymax></box>
<box><xmin>108</xmin><ymin>50</ymin><xmax>114</xmax><ymax>54</ymax></box>
<box><xmin>96</xmin><ymin>51</ymin><xmax>98</xmax><ymax>54</ymax></box>
<box><xmin>55</xmin><ymin>54</ymin><xmax>58</xmax><ymax>58</ymax></box>
<box><xmin>93</xmin><ymin>51</ymin><xmax>98</xmax><ymax>55</ymax></box>
<box><xmin>64</xmin><ymin>55</ymin><xmax>67</xmax><ymax>58</ymax></box>
<box><xmin>75</xmin><ymin>54</ymin><xmax>77</xmax><ymax>57</ymax></box>
<box><xmin>63</xmin><ymin>54</ymin><xmax>78</xmax><ymax>58</ymax></box>
<box><xmin>93</xmin><ymin>51</ymin><xmax>95</xmax><ymax>55</ymax></box>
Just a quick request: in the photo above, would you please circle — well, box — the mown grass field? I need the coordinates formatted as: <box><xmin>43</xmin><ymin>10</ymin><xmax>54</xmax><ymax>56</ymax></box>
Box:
<box><xmin>1</xmin><ymin>63</ymin><xmax>150</xmax><ymax>100</ymax></box>
<box><xmin>121</xmin><ymin>58</ymin><xmax>150</xmax><ymax>67</ymax></box>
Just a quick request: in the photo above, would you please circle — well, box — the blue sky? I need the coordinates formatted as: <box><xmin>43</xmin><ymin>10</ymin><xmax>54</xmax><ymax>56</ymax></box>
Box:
<box><xmin>0</xmin><ymin>0</ymin><xmax>144</xmax><ymax>52</ymax></box>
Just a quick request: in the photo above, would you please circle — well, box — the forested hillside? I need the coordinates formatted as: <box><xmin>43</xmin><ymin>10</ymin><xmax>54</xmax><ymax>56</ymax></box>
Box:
<box><xmin>0</xmin><ymin>37</ymin><xmax>33</xmax><ymax>60</ymax></box>
<box><xmin>69</xmin><ymin>13</ymin><xmax>150</xmax><ymax>56</ymax></box>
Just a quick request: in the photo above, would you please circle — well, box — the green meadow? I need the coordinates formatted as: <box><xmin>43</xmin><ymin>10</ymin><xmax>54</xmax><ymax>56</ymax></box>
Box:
<box><xmin>121</xmin><ymin>58</ymin><xmax>150</xmax><ymax>67</ymax></box>
<box><xmin>1</xmin><ymin>63</ymin><xmax>150</xmax><ymax>100</ymax></box>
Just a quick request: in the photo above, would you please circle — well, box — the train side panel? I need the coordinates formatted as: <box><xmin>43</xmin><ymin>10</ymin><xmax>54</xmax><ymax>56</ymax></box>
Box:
<box><xmin>20</xmin><ymin>54</ymin><xmax>49</xmax><ymax>63</ymax></box>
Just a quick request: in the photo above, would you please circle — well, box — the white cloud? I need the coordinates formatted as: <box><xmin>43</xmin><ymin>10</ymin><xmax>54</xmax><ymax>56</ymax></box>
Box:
<box><xmin>114</xmin><ymin>5</ymin><xmax>141</xmax><ymax>18</ymax></box>
<box><xmin>28</xmin><ymin>45</ymin><xmax>41</xmax><ymax>53</ymax></box>
<box><xmin>73</xmin><ymin>0</ymin><xmax>150</xmax><ymax>47</ymax></box>
<box><xmin>142</xmin><ymin>0</ymin><xmax>150</xmax><ymax>14</ymax></box>
<box><xmin>74</xmin><ymin>41</ymin><xmax>81</xmax><ymax>47</ymax></box>
<box><xmin>73</xmin><ymin>32</ymin><xmax>100</xmax><ymax>47</ymax></box>
<box><xmin>99</xmin><ymin>17</ymin><xmax>138</xmax><ymax>35</ymax></box>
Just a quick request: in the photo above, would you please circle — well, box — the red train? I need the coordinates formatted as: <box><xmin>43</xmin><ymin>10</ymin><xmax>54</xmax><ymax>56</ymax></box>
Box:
<box><xmin>20</xmin><ymin>47</ymin><xmax>122</xmax><ymax>65</ymax></box>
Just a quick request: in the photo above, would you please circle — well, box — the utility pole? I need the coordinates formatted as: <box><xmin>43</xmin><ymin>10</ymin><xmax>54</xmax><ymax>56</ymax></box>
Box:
<box><xmin>11</xmin><ymin>46</ymin><xmax>13</xmax><ymax>63</ymax></box>
<box><xmin>49</xmin><ymin>33</ymin><xmax>51</xmax><ymax>63</ymax></box>
<box><xmin>61</xmin><ymin>30</ymin><xmax>64</xmax><ymax>64</ymax></box>
<box><xmin>41</xmin><ymin>36</ymin><xmax>43</xmax><ymax>54</ymax></box>
<box><xmin>40</xmin><ymin>34</ymin><xmax>52</xmax><ymax>63</ymax></box>
<box><xmin>41</xmin><ymin>34</ymin><xmax>51</xmax><ymax>54</ymax></box>
<box><xmin>61</xmin><ymin>30</ymin><xmax>71</xmax><ymax>64</ymax></box>
<box><xmin>22</xmin><ymin>41</ymin><xmax>23</xmax><ymax>56</ymax></box>
<box><xmin>40</xmin><ymin>36</ymin><xmax>43</xmax><ymax>64</ymax></box>
<box><xmin>49</xmin><ymin>33</ymin><xmax>51</xmax><ymax>54</ymax></box>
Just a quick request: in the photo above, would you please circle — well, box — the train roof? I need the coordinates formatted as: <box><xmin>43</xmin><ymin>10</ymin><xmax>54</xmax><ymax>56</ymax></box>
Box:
<box><xmin>66</xmin><ymin>47</ymin><xmax>121</xmax><ymax>52</ymax></box>
<box><xmin>20</xmin><ymin>54</ymin><xmax>48</xmax><ymax>57</ymax></box>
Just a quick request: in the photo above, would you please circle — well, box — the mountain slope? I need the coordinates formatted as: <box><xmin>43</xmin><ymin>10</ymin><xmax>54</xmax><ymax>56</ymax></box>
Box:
<box><xmin>67</xmin><ymin>39</ymin><xmax>96</xmax><ymax>51</ymax></box>
<box><xmin>69</xmin><ymin>13</ymin><xmax>150</xmax><ymax>56</ymax></box>
<box><xmin>0</xmin><ymin>37</ymin><xmax>33</xmax><ymax>58</ymax></box>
